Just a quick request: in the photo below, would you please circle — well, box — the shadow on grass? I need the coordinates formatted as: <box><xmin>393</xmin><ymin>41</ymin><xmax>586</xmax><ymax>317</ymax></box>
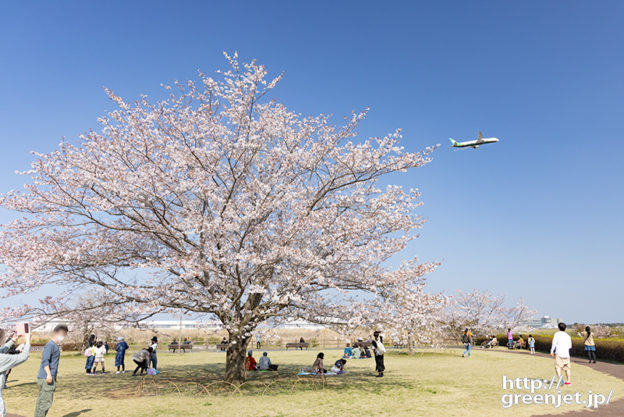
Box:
<box><xmin>62</xmin><ymin>409</ymin><xmax>92</xmax><ymax>417</ymax></box>
<box><xmin>10</xmin><ymin>357</ymin><xmax>425</xmax><ymax>401</ymax></box>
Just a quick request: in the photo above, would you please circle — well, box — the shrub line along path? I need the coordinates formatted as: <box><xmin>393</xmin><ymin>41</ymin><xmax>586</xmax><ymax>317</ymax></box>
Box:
<box><xmin>501</xmin><ymin>349</ymin><xmax>624</xmax><ymax>416</ymax></box>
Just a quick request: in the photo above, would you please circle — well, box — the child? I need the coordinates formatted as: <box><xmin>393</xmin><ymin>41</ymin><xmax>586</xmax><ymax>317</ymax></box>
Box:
<box><xmin>351</xmin><ymin>345</ymin><xmax>361</xmax><ymax>359</ymax></box>
<box><xmin>331</xmin><ymin>358</ymin><xmax>347</xmax><ymax>374</ymax></box>
<box><xmin>312</xmin><ymin>352</ymin><xmax>326</xmax><ymax>374</ymax></box>
<box><xmin>343</xmin><ymin>343</ymin><xmax>353</xmax><ymax>358</ymax></box>
<box><xmin>92</xmin><ymin>341</ymin><xmax>107</xmax><ymax>374</ymax></box>
<box><xmin>132</xmin><ymin>347</ymin><xmax>152</xmax><ymax>376</ymax></box>
<box><xmin>528</xmin><ymin>335</ymin><xmax>536</xmax><ymax>354</ymax></box>
<box><xmin>115</xmin><ymin>336</ymin><xmax>129</xmax><ymax>374</ymax></box>
<box><xmin>245</xmin><ymin>350</ymin><xmax>257</xmax><ymax>371</ymax></box>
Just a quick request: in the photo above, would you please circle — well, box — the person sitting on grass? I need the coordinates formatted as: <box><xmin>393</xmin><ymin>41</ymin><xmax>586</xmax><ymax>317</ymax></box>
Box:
<box><xmin>343</xmin><ymin>343</ymin><xmax>353</xmax><ymax>358</ymax></box>
<box><xmin>363</xmin><ymin>346</ymin><xmax>372</xmax><ymax>358</ymax></box>
<box><xmin>258</xmin><ymin>352</ymin><xmax>278</xmax><ymax>371</ymax></box>
<box><xmin>245</xmin><ymin>350</ymin><xmax>257</xmax><ymax>371</ymax></box>
<box><xmin>132</xmin><ymin>347</ymin><xmax>152</xmax><ymax>376</ymax></box>
<box><xmin>514</xmin><ymin>335</ymin><xmax>525</xmax><ymax>349</ymax></box>
<box><xmin>351</xmin><ymin>345</ymin><xmax>361</xmax><ymax>359</ymax></box>
<box><xmin>312</xmin><ymin>352</ymin><xmax>327</xmax><ymax>374</ymax></box>
<box><xmin>331</xmin><ymin>358</ymin><xmax>347</xmax><ymax>374</ymax></box>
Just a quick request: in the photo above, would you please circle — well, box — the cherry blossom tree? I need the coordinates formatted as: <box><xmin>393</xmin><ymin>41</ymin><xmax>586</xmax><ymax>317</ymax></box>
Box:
<box><xmin>0</xmin><ymin>53</ymin><xmax>437</xmax><ymax>381</ymax></box>
<box><xmin>355</xmin><ymin>278</ymin><xmax>449</xmax><ymax>354</ymax></box>
<box><xmin>443</xmin><ymin>290</ymin><xmax>535</xmax><ymax>341</ymax></box>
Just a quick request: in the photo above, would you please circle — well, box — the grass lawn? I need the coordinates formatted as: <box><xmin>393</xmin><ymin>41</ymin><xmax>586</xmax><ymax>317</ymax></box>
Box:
<box><xmin>4</xmin><ymin>347</ymin><xmax>623</xmax><ymax>417</ymax></box>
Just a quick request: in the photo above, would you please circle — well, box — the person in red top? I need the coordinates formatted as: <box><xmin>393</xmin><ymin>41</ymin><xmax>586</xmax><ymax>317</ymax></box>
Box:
<box><xmin>244</xmin><ymin>350</ymin><xmax>257</xmax><ymax>371</ymax></box>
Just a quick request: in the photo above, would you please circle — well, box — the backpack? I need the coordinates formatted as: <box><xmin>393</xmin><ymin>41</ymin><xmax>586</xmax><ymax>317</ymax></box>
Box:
<box><xmin>462</xmin><ymin>334</ymin><xmax>471</xmax><ymax>343</ymax></box>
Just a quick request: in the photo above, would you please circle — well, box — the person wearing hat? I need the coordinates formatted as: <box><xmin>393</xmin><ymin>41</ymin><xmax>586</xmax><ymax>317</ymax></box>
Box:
<box><xmin>115</xmin><ymin>336</ymin><xmax>129</xmax><ymax>374</ymax></box>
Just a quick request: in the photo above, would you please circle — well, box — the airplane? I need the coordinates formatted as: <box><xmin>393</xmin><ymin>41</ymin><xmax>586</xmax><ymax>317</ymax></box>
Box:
<box><xmin>449</xmin><ymin>131</ymin><xmax>499</xmax><ymax>149</ymax></box>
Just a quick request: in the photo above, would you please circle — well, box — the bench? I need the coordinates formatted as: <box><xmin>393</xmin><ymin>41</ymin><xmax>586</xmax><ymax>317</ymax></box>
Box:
<box><xmin>285</xmin><ymin>342</ymin><xmax>309</xmax><ymax>350</ymax></box>
<box><xmin>168</xmin><ymin>343</ymin><xmax>193</xmax><ymax>353</ymax></box>
<box><xmin>216</xmin><ymin>343</ymin><xmax>229</xmax><ymax>351</ymax></box>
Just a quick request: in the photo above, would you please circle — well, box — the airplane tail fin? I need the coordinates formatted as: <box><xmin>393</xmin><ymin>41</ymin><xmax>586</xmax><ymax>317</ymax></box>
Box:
<box><xmin>449</xmin><ymin>138</ymin><xmax>458</xmax><ymax>146</ymax></box>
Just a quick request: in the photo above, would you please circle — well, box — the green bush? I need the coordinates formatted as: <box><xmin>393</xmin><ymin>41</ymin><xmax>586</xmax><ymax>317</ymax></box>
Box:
<box><xmin>486</xmin><ymin>333</ymin><xmax>624</xmax><ymax>362</ymax></box>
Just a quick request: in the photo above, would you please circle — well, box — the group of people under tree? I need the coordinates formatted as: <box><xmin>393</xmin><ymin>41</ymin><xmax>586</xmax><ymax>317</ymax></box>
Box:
<box><xmin>342</xmin><ymin>342</ymin><xmax>372</xmax><ymax>359</ymax></box>
<box><xmin>306</xmin><ymin>331</ymin><xmax>386</xmax><ymax>377</ymax></box>
<box><xmin>84</xmin><ymin>334</ymin><xmax>158</xmax><ymax>376</ymax></box>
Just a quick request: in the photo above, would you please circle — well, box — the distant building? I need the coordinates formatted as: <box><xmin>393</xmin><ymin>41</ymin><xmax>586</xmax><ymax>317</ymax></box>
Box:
<box><xmin>32</xmin><ymin>318</ymin><xmax>222</xmax><ymax>332</ymax></box>
<box><xmin>520</xmin><ymin>315</ymin><xmax>562</xmax><ymax>329</ymax></box>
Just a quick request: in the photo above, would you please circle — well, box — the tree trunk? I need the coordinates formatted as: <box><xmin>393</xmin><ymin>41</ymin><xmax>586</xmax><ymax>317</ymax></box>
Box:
<box><xmin>224</xmin><ymin>334</ymin><xmax>251</xmax><ymax>383</ymax></box>
<box><xmin>408</xmin><ymin>335</ymin><xmax>415</xmax><ymax>355</ymax></box>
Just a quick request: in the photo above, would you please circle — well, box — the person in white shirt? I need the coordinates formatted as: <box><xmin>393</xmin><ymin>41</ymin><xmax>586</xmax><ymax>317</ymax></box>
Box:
<box><xmin>92</xmin><ymin>341</ymin><xmax>107</xmax><ymax>374</ymax></box>
<box><xmin>550</xmin><ymin>322</ymin><xmax>572</xmax><ymax>385</ymax></box>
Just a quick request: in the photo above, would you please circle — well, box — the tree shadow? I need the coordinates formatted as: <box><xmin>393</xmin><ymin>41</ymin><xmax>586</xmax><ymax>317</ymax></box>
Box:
<box><xmin>63</xmin><ymin>409</ymin><xmax>91</xmax><ymax>417</ymax></box>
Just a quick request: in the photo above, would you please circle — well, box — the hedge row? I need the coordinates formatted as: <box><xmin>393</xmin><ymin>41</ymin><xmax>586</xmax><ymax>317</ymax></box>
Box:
<box><xmin>472</xmin><ymin>334</ymin><xmax>624</xmax><ymax>362</ymax></box>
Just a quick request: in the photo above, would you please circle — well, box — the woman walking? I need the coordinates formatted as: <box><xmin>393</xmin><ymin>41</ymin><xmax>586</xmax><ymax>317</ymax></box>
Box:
<box><xmin>580</xmin><ymin>326</ymin><xmax>597</xmax><ymax>363</ymax></box>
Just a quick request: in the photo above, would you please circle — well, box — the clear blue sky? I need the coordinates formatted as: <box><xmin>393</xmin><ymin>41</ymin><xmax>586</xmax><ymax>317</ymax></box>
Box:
<box><xmin>1</xmin><ymin>1</ymin><xmax>622</xmax><ymax>323</ymax></box>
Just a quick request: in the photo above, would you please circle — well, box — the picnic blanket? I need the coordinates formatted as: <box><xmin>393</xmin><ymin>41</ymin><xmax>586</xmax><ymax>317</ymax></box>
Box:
<box><xmin>297</xmin><ymin>369</ymin><xmax>341</xmax><ymax>376</ymax></box>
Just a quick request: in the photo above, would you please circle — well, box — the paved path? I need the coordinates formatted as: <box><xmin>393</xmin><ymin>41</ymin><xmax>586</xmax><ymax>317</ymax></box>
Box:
<box><xmin>499</xmin><ymin>348</ymin><xmax>624</xmax><ymax>416</ymax></box>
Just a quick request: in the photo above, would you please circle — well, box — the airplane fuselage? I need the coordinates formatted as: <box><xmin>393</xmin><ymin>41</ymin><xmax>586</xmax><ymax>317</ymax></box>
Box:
<box><xmin>453</xmin><ymin>137</ymin><xmax>499</xmax><ymax>148</ymax></box>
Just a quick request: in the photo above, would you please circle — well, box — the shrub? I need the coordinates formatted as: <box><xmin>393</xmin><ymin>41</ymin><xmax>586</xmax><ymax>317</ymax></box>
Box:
<box><xmin>488</xmin><ymin>333</ymin><xmax>624</xmax><ymax>362</ymax></box>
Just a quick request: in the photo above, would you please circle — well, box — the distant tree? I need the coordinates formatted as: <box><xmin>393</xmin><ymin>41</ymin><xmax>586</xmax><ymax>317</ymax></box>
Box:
<box><xmin>0</xmin><ymin>54</ymin><xmax>437</xmax><ymax>382</ymax></box>
<box><xmin>444</xmin><ymin>290</ymin><xmax>535</xmax><ymax>340</ymax></box>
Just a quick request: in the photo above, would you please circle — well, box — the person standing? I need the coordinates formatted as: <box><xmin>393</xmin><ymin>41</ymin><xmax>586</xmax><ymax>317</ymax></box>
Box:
<box><xmin>91</xmin><ymin>341</ymin><xmax>106</xmax><ymax>374</ymax></box>
<box><xmin>256</xmin><ymin>333</ymin><xmax>262</xmax><ymax>349</ymax></box>
<box><xmin>461</xmin><ymin>329</ymin><xmax>472</xmax><ymax>358</ymax></box>
<box><xmin>84</xmin><ymin>342</ymin><xmax>95</xmax><ymax>375</ymax></box>
<box><xmin>550</xmin><ymin>322</ymin><xmax>572</xmax><ymax>386</ymax></box>
<box><xmin>34</xmin><ymin>324</ymin><xmax>69</xmax><ymax>417</ymax></box>
<box><xmin>149</xmin><ymin>336</ymin><xmax>158</xmax><ymax>370</ymax></box>
<box><xmin>115</xmin><ymin>336</ymin><xmax>129</xmax><ymax>374</ymax></box>
<box><xmin>371</xmin><ymin>331</ymin><xmax>386</xmax><ymax>377</ymax></box>
<box><xmin>528</xmin><ymin>335</ymin><xmax>536</xmax><ymax>355</ymax></box>
<box><xmin>579</xmin><ymin>326</ymin><xmax>597</xmax><ymax>363</ymax></box>
<box><xmin>0</xmin><ymin>328</ymin><xmax>31</xmax><ymax>417</ymax></box>
<box><xmin>507</xmin><ymin>328</ymin><xmax>513</xmax><ymax>349</ymax></box>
